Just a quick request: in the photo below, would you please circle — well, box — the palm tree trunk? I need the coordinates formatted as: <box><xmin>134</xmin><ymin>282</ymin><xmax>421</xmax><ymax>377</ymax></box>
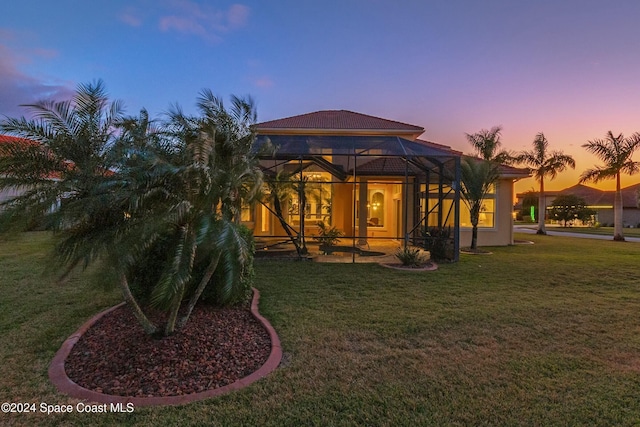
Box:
<box><xmin>272</xmin><ymin>195</ymin><xmax>303</xmax><ymax>256</ymax></box>
<box><xmin>614</xmin><ymin>172</ymin><xmax>625</xmax><ymax>241</ymax></box>
<box><xmin>470</xmin><ymin>203</ymin><xmax>480</xmax><ymax>250</ymax></box>
<box><xmin>118</xmin><ymin>273</ymin><xmax>157</xmax><ymax>335</ymax></box>
<box><xmin>471</xmin><ymin>225</ymin><xmax>478</xmax><ymax>250</ymax></box>
<box><xmin>537</xmin><ymin>178</ymin><xmax>547</xmax><ymax>235</ymax></box>
<box><xmin>178</xmin><ymin>251</ymin><xmax>221</xmax><ymax>328</ymax></box>
<box><xmin>164</xmin><ymin>289</ymin><xmax>184</xmax><ymax>336</ymax></box>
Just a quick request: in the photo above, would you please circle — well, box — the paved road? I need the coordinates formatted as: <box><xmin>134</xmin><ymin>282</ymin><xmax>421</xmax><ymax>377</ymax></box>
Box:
<box><xmin>514</xmin><ymin>226</ymin><xmax>640</xmax><ymax>242</ymax></box>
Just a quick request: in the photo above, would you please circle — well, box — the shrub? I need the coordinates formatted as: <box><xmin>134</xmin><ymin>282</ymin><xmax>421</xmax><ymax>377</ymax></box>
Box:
<box><xmin>421</xmin><ymin>226</ymin><xmax>454</xmax><ymax>261</ymax></box>
<box><xmin>395</xmin><ymin>246</ymin><xmax>427</xmax><ymax>267</ymax></box>
<box><xmin>127</xmin><ymin>235</ymin><xmax>173</xmax><ymax>305</ymax></box>
<box><xmin>313</xmin><ymin>222</ymin><xmax>344</xmax><ymax>254</ymax></box>
<box><xmin>198</xmin><ymin>224</ymin><xmax>255</xmax><ymax>307</ymax></box>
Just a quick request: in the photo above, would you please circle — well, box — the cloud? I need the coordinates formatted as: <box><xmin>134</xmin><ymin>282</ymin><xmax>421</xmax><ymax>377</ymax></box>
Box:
<box><xmin>253</xmin><ymin>76</ymin><xmax>274</xmax><ymax>89</ymax></box>
<box><xmin>158</xmin><ymin>1</ymin><xmax>250</xmax><ymax>42</ymax></box>
<box><xmin>0</xmin><ymin>39</ymin><xmax>74</xmax><ymax>119</ymax></box>
<box><xmin>119</xmin><ymin>8</ymin><xmax>143</xmax><ymax>27</ymax></box>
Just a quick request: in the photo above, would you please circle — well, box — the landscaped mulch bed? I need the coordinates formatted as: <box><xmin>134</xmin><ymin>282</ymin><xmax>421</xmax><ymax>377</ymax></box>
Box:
<box><xmin>64</xmin><ymin>304</ymin><xmax>271</xmax><ymax>398</ymax></box>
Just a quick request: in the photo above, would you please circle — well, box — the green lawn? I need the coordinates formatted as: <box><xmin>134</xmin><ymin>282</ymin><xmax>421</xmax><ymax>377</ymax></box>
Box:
<box><xmin>1</xmin><ymin>232</ymin><xmax>639</xmax><ymax>426</ymax></box>
<box><xmin>515</xmin><ymin>222</ymin><xmax>640</xmax><ymax>238</ymax></box>
<box><xmin>544</xmin><ymin>226</ymin><xmax>640</xmax><ymax>238</ymax></box>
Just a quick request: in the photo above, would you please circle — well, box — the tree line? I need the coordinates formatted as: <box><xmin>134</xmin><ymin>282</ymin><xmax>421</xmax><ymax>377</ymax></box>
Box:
<box><xmin>461</xmin><ymin>127</ymin><xmax>640</xmax><ymax>247</ymax></box>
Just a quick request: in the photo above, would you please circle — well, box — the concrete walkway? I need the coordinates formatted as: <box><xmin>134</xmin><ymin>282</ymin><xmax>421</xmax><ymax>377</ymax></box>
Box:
<box><xmin>514</xmin><ymin>226</ymin><xmax>640</xmax><ymax>242</ymax></box>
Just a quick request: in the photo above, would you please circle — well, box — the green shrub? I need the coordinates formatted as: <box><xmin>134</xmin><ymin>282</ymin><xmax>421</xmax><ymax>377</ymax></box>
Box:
<box><xmin>395</xmin><ymin>246</ymin><xmax>426</xmax><ymax>267</ymax></box>
<box><xmin>313</xmin><ymin>222</ymin><xmax>344</xmax><ymax>254</ymax></box>
<box><xmin>198</xmin><ymin>224</ymin><xmax>255</xmax><ymax>307</ymax></box>
<box><xmin>421</xmin><ymin>226</ymin><xmax>454</xmax><ymax>261</ymax></box>
<box><xmin>127</xmin><ymin>235</ymin><xmax>173</xmax><ymax>306</ymax></box>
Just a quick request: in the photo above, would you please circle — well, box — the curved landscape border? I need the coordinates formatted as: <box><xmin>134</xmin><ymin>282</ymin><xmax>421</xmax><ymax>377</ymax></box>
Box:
<box><xmin>49</xmin><ymin>288</ymin><xmax>282</xmax><ymax>407</ymax></box>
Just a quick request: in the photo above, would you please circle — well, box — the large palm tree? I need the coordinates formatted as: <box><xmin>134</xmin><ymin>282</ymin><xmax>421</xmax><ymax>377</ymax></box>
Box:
<box><xmin>465</xmin><ymin>125</ymin><xmax>512</xmax><ymax>163</ymax></box>
<box><xmin>580</xmin><ymin>131</ymin><xmax>640</xmax><ymax>241</ymax></box>
<box><xmin>515</xmin><ymin>133</ymin><xmax>575</xmax><ymax>235</ymax></box>
<box><xmin>460</xmin><ymin>157</ymin><xmax>500</xmax><ymax>250</ymax></box>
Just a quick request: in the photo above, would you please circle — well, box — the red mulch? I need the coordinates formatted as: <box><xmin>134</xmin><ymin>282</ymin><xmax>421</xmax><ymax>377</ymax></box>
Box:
<box><xmin>65</xmin><ymin>304</ymin><xmax>271</xmax><ymax>398</ymax></box>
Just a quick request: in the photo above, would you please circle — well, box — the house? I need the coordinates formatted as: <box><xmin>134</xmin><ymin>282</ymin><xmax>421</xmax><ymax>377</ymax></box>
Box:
<box><xmin>516</xmin><ymin>183</ymin><xmax>640</xmax><ymax>227</ymax></box>
<box><xmin>249</xmin><ymin>110</ymin><xmax>529</xmax><ymax>256</ymax></box>
<box><xmin>0</xmin><ymin>135</ymin><xmax>31</xmax><ymax>207</ymax></box>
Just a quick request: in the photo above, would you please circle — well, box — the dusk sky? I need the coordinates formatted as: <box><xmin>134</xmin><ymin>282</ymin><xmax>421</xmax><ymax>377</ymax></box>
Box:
<box><xmin>2</xmin><ymin>1</ymin><xmax>640</xmax><ymax>194</ymax></box>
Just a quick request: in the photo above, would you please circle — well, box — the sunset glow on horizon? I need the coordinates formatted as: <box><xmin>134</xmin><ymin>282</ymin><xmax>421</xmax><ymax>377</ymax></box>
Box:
<box><xmin>2</xmin><ymin>1</ymin><xmax>640</xmax><ymax>194</ymax></box>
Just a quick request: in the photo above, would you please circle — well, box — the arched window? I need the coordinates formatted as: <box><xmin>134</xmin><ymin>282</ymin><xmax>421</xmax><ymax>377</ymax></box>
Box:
<box><xmin>369</xmin><ymin>191</ymin><xmax>384</xmax><ymax>227</ymax></box>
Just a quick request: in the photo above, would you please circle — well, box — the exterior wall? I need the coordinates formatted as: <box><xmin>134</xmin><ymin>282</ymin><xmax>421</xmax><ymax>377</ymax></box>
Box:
<box><xmin>596</xmin><ymin>208</ymin><xmax>640</xmax><ymax>228</ymax></box>
<box><xmin>460</xmin><ymin>178</ymin><xmax>515</xmax><ymax>247</ymax></box>
<box><xmin>0</xmin><ymin>186</ymin><xmax>23</xmax><ymax>208</ymax></box>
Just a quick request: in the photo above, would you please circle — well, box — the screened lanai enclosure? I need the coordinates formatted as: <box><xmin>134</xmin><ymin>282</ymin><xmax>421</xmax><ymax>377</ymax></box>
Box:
<box><xmin>249</xmin><ymin>134</ymin><xmax>462</xmax><ymax>262</ymax></box>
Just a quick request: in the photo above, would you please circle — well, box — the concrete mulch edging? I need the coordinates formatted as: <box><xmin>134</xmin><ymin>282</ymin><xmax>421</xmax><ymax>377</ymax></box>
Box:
<box><xmin>378</xmin><ymin>261</ymin><xmax>438</xmax><ymax>271</ymax></box>
<box><xmin>459</xmin><ymin>249</ymin><xmax>493</xmax><ymax>255</ymax></box>
<box><xmin>514</xmin><ymin>240</ymin><xmax>535</xmax><ymax>245</ymax></box>
<box><xmin>48</xmin><ymin>288</ymin><xmax>282</xmax><ymax>407</ymax></box>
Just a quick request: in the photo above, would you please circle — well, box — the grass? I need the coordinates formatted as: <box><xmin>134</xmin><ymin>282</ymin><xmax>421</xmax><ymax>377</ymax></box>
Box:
<box><xmin>544</xmin><ymin>226</ymin><xmax>640</xmax><ymax>238</ymax></box>
<box><xmin>1</xmin><ymin>232</ymin><xmax>640</xmax><ymax>426</ymax></box>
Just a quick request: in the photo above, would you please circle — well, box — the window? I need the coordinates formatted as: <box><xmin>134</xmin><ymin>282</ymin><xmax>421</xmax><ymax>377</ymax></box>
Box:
<box><xmin>461</xmin><ymin>184</ymin><xmax>496</xmax><ymax>228</ymax></box>
<box><xmin>287</xmin><ymin>172</ymin><xmax>333</xmax><ymax>226</ymax></box>
<box><xmin>368</xmin><ymin>190</ymin><xmax>384</xmax><ymax>227</ymax></box>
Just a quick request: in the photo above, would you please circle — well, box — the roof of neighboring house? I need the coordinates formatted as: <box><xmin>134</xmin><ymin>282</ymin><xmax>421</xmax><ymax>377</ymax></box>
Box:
<box><xmin>255</xmin><ymin>110</ymin><xmax>425</xmax><ymax>137</ymax></box>
<box><xmin>518</xmin><ymin>183</ymin><xmax>640</xmax><ymax>208</ymax></box>
<box><xmin>0</xmin><ymin>135</ymin><xmax>36</xmax><ymax>145</ymax></box>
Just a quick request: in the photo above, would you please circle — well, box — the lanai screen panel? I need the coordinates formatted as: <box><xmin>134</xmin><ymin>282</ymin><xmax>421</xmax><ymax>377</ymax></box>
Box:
<box><xmin>253</xmin><ymin>134</ymin><xmax>461</xmax><ymax>261</ymax></box>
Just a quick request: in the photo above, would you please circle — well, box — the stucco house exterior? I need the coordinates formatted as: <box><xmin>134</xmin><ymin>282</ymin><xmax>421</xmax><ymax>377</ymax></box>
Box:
<box><xmin>250</xmin><ymin>110</ymin><xmax>529</xmax><ymax>254</ymax></box>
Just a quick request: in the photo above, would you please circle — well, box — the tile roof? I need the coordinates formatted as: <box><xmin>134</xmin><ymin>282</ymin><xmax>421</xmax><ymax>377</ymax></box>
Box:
<box><xmin>522</xmin><ymin>183</ymin><xmax>640</xmax><ymax>208</ymax></box>
<box><xmin>415</xmin><ymin>138</ymin><xmax>461</xmax><ymax>155</ymax></box>
<box><xmin>352</xmin><ymin>157</ymin><xmax>423</xmax><ymax>176</ymax></box>
<box><xmin>0</xmin><ymin>135</ymin><xmax>35</xmax><ymax>145</ymax></box>
<box><xmin>255</xmin><ymin>110</ymin><xmax>425</xmax><ymax>133</ymax></box>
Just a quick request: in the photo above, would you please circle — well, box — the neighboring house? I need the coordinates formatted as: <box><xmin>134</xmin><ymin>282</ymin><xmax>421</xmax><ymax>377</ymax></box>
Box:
<box><xmin>0</xmin><ymin>135</ymin><xmax>29</xmax><ymax>207</ymax></box>
<box><xmin>515</xmin><ymin>183</ymin><xmax>640</xmax><ymax>227</ymax></box>
<box><xmin>250</xmin><ymin>110</ymin><xmax>529</xmax><ymax>253</ymax></box>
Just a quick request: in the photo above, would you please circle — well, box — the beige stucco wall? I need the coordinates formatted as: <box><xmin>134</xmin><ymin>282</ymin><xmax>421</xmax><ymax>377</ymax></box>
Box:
<box><xmin>459</xmin><ymin>178</ymin><xmax>515</xmax><ymax>247</ymax></box>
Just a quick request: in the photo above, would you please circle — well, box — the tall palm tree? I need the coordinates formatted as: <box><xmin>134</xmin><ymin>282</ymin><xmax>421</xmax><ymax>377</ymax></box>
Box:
<box><xmin>580</xmin><ymin>131</ymin><xmax>640</xmax><ymax>241</ymax></box>
<box><xmin>465</xmin><ymin>125</ymin><xmax>512</xmax><ymax>163</ymax></box>
<box><xmin>460</xmin><ymin>157</ymin><xmax>500</xmax><ymax>250</ymax></box>
<box><xmin>514</xmin><ymin>133</ymin><xmax>575</xmax><ymax>235</ymax></box>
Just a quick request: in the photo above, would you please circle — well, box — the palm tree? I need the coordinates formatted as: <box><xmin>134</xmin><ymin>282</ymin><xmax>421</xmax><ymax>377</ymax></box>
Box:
<box><xmin>0</xmin><ymin>81</ymin><xmax>163</xmax><ymax>334</ymax></box>
<box><xmin>460</xmin><ymin>126</ymin><xmax>509</xmax><ymax>250</ymax></box>
<box><xmin>0</xmin><ymin>82</ymin><xmax>262</xmax><ymax>336</ymax></box>
<box><xmin>465</xmin><ymin>125</ymin><xmax>512</xmax><ymax>163</ymax></box>
<box><xmin>514</xmin><ymin>133</ymin><xmax>575</xmax><ymax>235</ymax></box>
<box><xmin>580</xmin><ymin>131</ymin><xmax>640</xmax><ymax>241</ymax></box>
<box><xmin>460</xmin><ymin>157</ymin><xmax>500</xmax><ymax>250</ymax></box>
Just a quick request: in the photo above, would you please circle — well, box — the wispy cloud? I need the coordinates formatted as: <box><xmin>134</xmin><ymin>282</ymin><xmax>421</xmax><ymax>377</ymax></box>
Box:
<box><xmin>0</xmin><ymin>34</ymin><xmax>74</xmax><ymax>119</ymax></box>
<box><xmin>253</xmin><ymin>76</ymin><xmax>274</xmax><ymax>89</ymax></box>
<box><xmin>158</xmin><ymin>1</ymin><xmax>250</xmax><ymax>42</ymax></box>
<box><xmin>119</xmin><ymin>8</ymin><xmax>143</xmax><ymax>27</ymax></box>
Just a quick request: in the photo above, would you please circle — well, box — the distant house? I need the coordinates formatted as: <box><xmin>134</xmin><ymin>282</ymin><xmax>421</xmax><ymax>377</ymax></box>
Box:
<box><xmin>0</xmin><ymin>135</ymin><xmax>30</xmax><ymax>207</ymax></box>
<box><xmin>516</xmin><ymin>183</ymin><xmax>640</xmax><ymax>227</ymax></box>
<box><xmin>250</xmin><ymin>110</ymin><xmax>529</xmax><ymax>252</ymax></box>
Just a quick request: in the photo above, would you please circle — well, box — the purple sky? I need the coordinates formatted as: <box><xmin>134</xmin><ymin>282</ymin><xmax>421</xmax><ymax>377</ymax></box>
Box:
<box><xmin>2</xmin><ymin>0</ymin><xmax>640</xmax><ymax>192</ymax></box>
